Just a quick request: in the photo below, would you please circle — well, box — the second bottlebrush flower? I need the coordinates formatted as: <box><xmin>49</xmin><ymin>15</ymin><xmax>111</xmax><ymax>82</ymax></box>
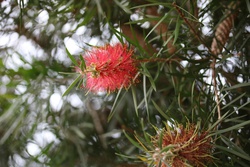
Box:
<box><xmin>138</xmin><ymin>123</ymin><xmax>213</xmax><ymax>167</ymax></box>
<box><xmin>76</xmin><ymin>43</ymin><xmax>138</xmax><ymax>93</ymax></box>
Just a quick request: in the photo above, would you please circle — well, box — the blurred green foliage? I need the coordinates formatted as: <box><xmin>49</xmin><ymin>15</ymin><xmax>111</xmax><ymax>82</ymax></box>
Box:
<box><xmin>0</xmin><ymin>0</ymin><xmax>250</xmax><ymax>166</ymax></box>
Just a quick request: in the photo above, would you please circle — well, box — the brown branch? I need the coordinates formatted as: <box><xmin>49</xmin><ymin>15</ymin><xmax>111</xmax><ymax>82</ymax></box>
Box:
<box><xmin>86</xmin><ymin>98</ymin><xmax>107</xmax><ymax>149</ymax></box>
<box><xmin>211</xmin><ymin>58</ymin><xmax>221</xmax><ymax>120</ymax></box>
<box><xmin>172</xmin><ymin>2</ymin><xmax>208</xmax><ymax>49</ymax></box>
<box><xmin>173</xmin><ymin>1</ymin><xmax>240</xmax><ymax>120</ymax></box>
<box><xmin>120</xmin><ymin>24</ymin><xmax>156</xmax><ymax>55</ymax></box>
<box><xmin>172</xmin><ymin>2</ymin><xmax>222</xmax><ymax>119</ymax></box>
<box><xmin>210</xmin><ymin>1</ymin><xmax>240</xmax><ymax>120</ymax></box>
<box><xmin>136</xmin><ymin>57</ymin><xmax>181</xmax><ymax>63</ymax></box>
<box><xmin>145</xmin><ymin>6</ymin><xmax>176</xmax><ymax>55</ymax></box>
<box><xmin>121</xmin><ymin>4</ymin><xmax>177</xmax><ymax>56</ymax></box>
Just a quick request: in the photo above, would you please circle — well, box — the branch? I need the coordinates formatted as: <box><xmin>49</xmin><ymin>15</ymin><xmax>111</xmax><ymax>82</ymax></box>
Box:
<box><xmin>210</xmin><ymin>1</ymin><xmax>240</xmax><ymax>120</ymax></box>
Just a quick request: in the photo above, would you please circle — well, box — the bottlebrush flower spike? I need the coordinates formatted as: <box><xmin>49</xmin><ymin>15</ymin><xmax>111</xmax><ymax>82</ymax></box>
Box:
<box><xmin>76</xmin><ymin>43</ymin><xmax>138</xmax><ymax>93</ymax></box>
<box><xmin>138</xmin><ymin>123</ymin><xmax>213</xmax><ymax>167</ymax></box>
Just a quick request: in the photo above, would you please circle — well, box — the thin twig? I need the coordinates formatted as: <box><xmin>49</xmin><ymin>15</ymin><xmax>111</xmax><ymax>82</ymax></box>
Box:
<box><xmin>86</xmin><ymin>98</ymin><xmax>107</xmax><ymax>149</ymax></box>
<box><xmin>172</xmin><ymin>2</ymin><xmax>210</xmax><ymax>50</ymax></box>
<box><xmin>136</xmin><ymin>57</ymin><xmax>180</xmax><ymax>63</ymax></box>
<box><xmin>173</xmin><ymin>2</ymin><xmax>221</xmax><ymax>119</ymax></box>
<box><xmin>210</xmin><ymin>1</ymin><xmax>240</xmax><ymax>120</ymax></box>
<box><xmin>211</xmin><ymin>58</ymin><xmax>221</xmax><ymax>120</ymax></box>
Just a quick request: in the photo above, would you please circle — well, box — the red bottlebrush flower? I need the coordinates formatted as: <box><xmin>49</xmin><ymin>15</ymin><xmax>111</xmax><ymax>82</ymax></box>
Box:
<box><xmin>139</xmin><ymin>123</ymin><xmax>213</xmax><ymax>167</ymax></box>
<box><xmin>76</xmin><ymin>43</ymin><xmax>138</xmax><ymax>93</ymax></box>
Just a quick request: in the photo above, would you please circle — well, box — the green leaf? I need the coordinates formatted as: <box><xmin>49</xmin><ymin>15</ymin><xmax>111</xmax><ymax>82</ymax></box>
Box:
<box><xmin>114</xmin><ymin>0</ymin><xmax>132</xmax><ymax>14</ymax></box>
<box><xmin>246</xmin><ymin>0</ymin><xmax>250</xmax><ymax>13</ymax></box>
<box><xmin>212</xmin><ymin>120</ymin><xmax>250</xmax><ymax>135</ymax></box>
<box><xmin>140</xmin><ymin>119</ymin><xmax>152</xmax><ymax>145</ymax></box>
<box><xmin>0</xmin><ymin>100</ymin><xmax>26</xmax><ymax>144</ymax></box>
<box><xmin>143</xmin><ymin>74</ymin><xmax>150</xmax><ymax>119</ymax></box>
<box><xmin>221</xmin><ymin>135</ymin><xmax>248</xmax><ymax>155</ymax></box>
<box><xmin>108</xmin><ymin>89</ymin><xmax>127</xmax><ymax>122</ymax></box>
<box><xmin>140</xmin><ymin>66</ymin><xmax>156</xmax><ymax>91</ymax></box>
<box><xmin>62</xmin><ymin>75</ymin><xmax>82</xmax><ymax>97</ymax></box>
<box><xmin>222</xmin><ymin>82</ymin><xmax>250</xmax><ymax>91</ymax></box>
<box><xmin>131</xmin><ymin>86</ymin><xmax>139</xmax><ymax>117</ymax></box>
<box><xmin>215</xmin><ymin>144</ymin><xmax>250</xmax><ymax>161</ymax></box>
<box><xmin>152</xmin><ymin>100</ymin><xmax>171</xmax><ymax>121</ymax></box>
<box><xmin>160</xmin><ymin>144</ymin><xmax>175</xmax><ymax>153</ymax></box>
<box><xmin>130</xmin><ymin>3</ymin><xmax>172</xmax><ymax>10</ymax></box>
<box><xmin>123</xmin><ymin>130</ymin><xmax>144</xmax><ymax>150</ymax></box>
<box><xmin>222</xmin><ymin>93</ymin><xmax>246</xmax><ymax>110</ymax></box>
<box><xmin>145</xmin><ymin>13</ymin><xmax>168</xmax><ymax>40</ymax></box>
<box><xmin>65</xmin><ymin>47</ymin><xmax>77</xmax><ymax>66</ymax></box>
<box><xmin>75</xmin><ymin>6</ymin><xmax>97</xmax><ymax>29</ymax></box>
<box><xmin>79</xmin><ymin>54</ymin><xmax>86</xmax><ymax>70</ymax></box>
<box><xmin>173</xmin><ymin>16</ymin><xmax>181</xmax><ymax>44</ymax></box>
<box><xmin>70</xmin><ymin>126</ymin><xmax>86</xmax><ymax>139</ymax></box>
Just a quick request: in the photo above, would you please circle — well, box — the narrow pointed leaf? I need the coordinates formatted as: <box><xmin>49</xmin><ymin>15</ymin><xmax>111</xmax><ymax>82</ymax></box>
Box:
<box><xmin>66</xmin><ymin>47</ymin><xmax>77</xmax><ymax>66</ymax></box>
<box><xmin>79</xmin><ymin>54</ymin><xmax>86</xmax><ymax>70</ymax></box>
<box><xmin>62</xmin><ymin>75</ymin><xmax>82</xmax><ymax>97</ymax></box>
<box><xmin>173</xmin><ymin>16</ymin><xmax>181</xmax><ymax>44</ymax></box>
